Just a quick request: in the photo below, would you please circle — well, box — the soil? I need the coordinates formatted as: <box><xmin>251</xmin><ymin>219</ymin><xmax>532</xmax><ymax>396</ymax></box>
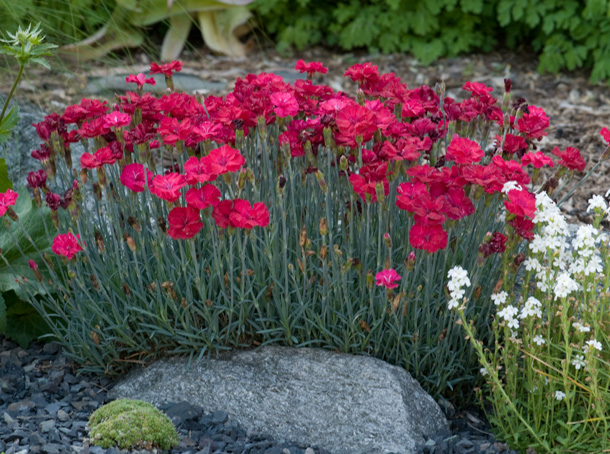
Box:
<box><xmin>3</xmin><ymin>45</ymin><xmax>610</xmax><ymax>222</ymax></box>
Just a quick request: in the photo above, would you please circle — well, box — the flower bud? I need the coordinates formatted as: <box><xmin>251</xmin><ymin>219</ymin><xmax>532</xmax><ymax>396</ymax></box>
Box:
<box><xmin>92</xmin><ymin>183</ymin><xmax>102</xmax><ymax>201</ymax></box>
<box><xmin>80</xmin><ymin>169</ymin><xmax>88</xmax><ymax>185</ymax></box>
<box><xmin>320</xmin><ymin>245</ymin><xmax>327</xmax><ymax>261</ymax></box>
<box><xmin>339</xmin><ymin>155</ymin><xmax>349</xmax><ymax>172</ymax></box>
<box><xmin>257</xmin><ymin>116</ymin><xmax>267</xmax><ymax>139</ymax></box>
<box><xmin>323</xmin><ymin>127</ymin><xmax>333</xmax><ymax>148</ymax></box>
<box><xmin>238</xmin><ymin>169</ymin><xmax>247</xmax><ymax>191</ymax></box>
<box><xmin>375</xmin><ymin>182</ymin><xmax>385</xmax><ymax>204</ymax></box>
<box><xmin>246</xmin><ymin>168</ymin><xmax>255</xmax><ymax>185</ymax></box>
<box><xmin>315</xmin><ymin>170</ymin><xmax>328</xmax><ymax>193</ymax></box>
<box><xmin>94</xmin><ymin>231</ymin><xmax>105</xmax><ymax>254</ymax></box>
<box><xmin>128</xmin><ymin>216</ymin><xmax>141</xmax><ymax>232</ymax></box>
<box><xmin>319</xmin><ymin>218</ymin><xmax>328</xmax><ymax>236</ymax></box>
<box><xmin>384</xmin><ymin>233</ymin><xmax>392</xmax><ymax>248</ymax></box>
<box><xmin>404</xmin><ymin>251</ymin><xmax>416</xmax><ymax>271</ymax></box>
<box><xmin>299</xmin><ymin>226</ymin><xmax>307</xmax><ymax>248</ymax></box>
<box><xmin>6</xmin><ymin>207</ymin><xmax>18</xmax><ymax>222</ymax></box>
<box><xmin>357</xmin><ymin>89</ymin><xmax>365</xmax><ymax>106</ymax></box>
<box><xmin>29</xmin><ymin>260</ymin><xmax>43</xmax><ymax>282</ymax></box>
<box><xmin>90</xmin><ymin>274</ymin><xmax>100</xmax><ymax>290</ymax></box>
<box><xmin>366</xmin><ymin>270</ymin><xmax>374</xmax><ymax>289</ymax></box>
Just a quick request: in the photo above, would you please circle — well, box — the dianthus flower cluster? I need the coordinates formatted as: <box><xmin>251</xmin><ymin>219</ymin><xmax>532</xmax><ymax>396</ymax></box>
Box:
<box><xmin>1</xmin><ymin>59</ymin><xmax>593</xmax><ymax>265</ymax></box>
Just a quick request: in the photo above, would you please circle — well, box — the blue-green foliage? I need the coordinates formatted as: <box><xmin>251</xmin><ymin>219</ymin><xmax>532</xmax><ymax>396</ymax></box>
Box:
<box><xmin>253</xmin><ymin>0</ymin><xmax>610</xmax><ymax>82</ymax></box>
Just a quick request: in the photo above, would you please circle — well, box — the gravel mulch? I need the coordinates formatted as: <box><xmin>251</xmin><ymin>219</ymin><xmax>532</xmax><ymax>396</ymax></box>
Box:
<box><xmin>0</xmin><ymin>335</ymin><xmax>521</xmax><ymax>454</ymax></box>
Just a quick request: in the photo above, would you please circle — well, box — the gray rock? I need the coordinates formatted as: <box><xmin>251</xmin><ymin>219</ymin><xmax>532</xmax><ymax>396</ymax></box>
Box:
<box><xmin>0</xmin><ymin>98</ymin><xmax>46</xmax><ymax>187</ymax></box>
<box><xmin>84</xmin><ymin>73</ymin><xmax>227</xmax><ymax>96</ymax></box>
<box><xmin>109</xmin><ymin>346</ymin><xmax>451</xmax><ymax>454</ymax></box>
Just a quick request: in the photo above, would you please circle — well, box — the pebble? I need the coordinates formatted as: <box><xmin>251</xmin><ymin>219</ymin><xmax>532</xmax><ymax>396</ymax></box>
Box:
<box><xmin>0</xmin><ymin>335</ymin><xmax>520</xmax><ymax>454</ymax></box>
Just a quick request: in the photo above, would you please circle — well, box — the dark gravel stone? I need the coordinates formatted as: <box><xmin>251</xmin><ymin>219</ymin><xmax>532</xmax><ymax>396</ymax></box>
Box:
<box><xmin>0</xmin><ymin>334</ymin><xmax>523</xmax><ymax>454</ymax></box>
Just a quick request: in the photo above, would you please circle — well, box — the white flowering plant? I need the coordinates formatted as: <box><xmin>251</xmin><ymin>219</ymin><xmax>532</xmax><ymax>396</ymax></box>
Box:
<box><xmin>449</xmin><ymin>190</ymin><xmax>610</xmax><ymax>453</ymax></box>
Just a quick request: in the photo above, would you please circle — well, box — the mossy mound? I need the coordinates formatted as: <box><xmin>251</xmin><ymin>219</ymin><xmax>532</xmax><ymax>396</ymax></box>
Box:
<box><xmin>88</xmin><ymin>399</ymin><xmax>179</xmax><ymax>450</ymax></box>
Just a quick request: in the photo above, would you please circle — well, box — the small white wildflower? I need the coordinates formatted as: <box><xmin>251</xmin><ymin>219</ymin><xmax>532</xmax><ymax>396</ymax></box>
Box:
<box><xmin>520</xmin><ymin>296</ymin><xmax>542</xmax><ymax>319</ymax></box>
<box><xmin>555</xmin><ymin>391</ymin><xmax>566</xmax><ymax>401</ymax></box>
<box><xmin>533</xmin><ymin>335</ymin><xmax>545</xmax><ymax>346</ymax></box>
<box><xmin>553</xmin><ymin>272</ymin><xmax>579</xmax><ymax>299</ymax></box>
<box><xmin>447</xmin><ymin>266</ymin><xmax>471</xmax><ymax>310</ymax></box>
<box><xmin>480</xmin><ymin>367</ymin><xmax>489</xmax><ymax>376</ymax></box>
<box><xmin>448</xmin><ymin>298</ymin><xmax>460</xmax><ymax>310</ymax></box>
<box><xmin>491</xmin><ymin>291</ymin><xmax>508</xmax><ymax>306</ymax></box>
<box><xmin>523</xmin><ymin>257</ymin><xmax>542</xmax><ymax>272</ymax></box>
<box><xmin>572</xmin><ymin>355</ymin><xmax>586</xmax><ymax>370</ymax></box>
<box><xmin>572</xmin><ymin>322</ymin><xmax>591</xmax><ymax>333</ymax></box>
<box><xmin>587</xmin><ymin>194</ymin><xmax>608</xmax><ymax>213</ymax></box>
<box><xmin>502</xmin><ymin>181</ymin><xmax>523</xmax><ymax>194</ymax></box>
<box><xmin>507</xmin><ymin>318</ymin><xmax>520</xmax><ymax>330</ymax></box>
<box><xmin>497</xmin><ymin>305</ymin><xmax>519</xmax><ymax>320</ymax></box>
<box><xmin>584</xmin><ymin>339</ymin><xmax>603</xmax><ymax>352</ymax></box>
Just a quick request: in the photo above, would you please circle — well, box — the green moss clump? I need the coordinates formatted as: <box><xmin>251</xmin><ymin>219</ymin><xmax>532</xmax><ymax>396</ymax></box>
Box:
<box><xmin>88</xmin><ymin>399</ymin><xmax>179</xmax><ymax>450</ymax></box>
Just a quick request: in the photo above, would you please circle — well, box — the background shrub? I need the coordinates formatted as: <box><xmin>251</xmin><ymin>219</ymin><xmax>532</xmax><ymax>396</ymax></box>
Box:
<box><xmin>253</xmin><ymin>0</ymin><xmax>610</xmax><ymax>83</ymax></box>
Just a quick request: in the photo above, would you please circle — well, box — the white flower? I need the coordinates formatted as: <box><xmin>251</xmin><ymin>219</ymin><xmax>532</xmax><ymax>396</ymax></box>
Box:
<box><xmin>448</xmin><ymin>298</ymin><xmax>460</xmax><ymax>310</ymax></box>
<box><xmin>491</xmin><ymin>291</ymin><xmax>508</xmax><ymax>306</ymax></box>
<box><xmin>502</xmin><ymin>181</ymin><xmax>523</xmax><ymax>194</ymax></box>
<box><xmin>480</xmin><ymin>367</ymin><xmax>489</xmax><ymax>376</ymax></box>
<box><xmin>447</xmin><ymin>266</ymin><xmax>471</xmax><ymax>310</ymax></box>
<box><xmin>553</xmin><ymin>272</ymin><xmax>579</xmax><ymax>299</ymax></box>
<box><xmin>533</xmin><ymin>335</ymin><xmax>545</xmax><ymax>346</ymax></box>
<box><xmin>587</xmin><ymin>194</ymin><xmax>608</xmax><ymax>213</ymax></box>
<box><xmin>507</xmin><ymin>318</ymin><xmax>520</xmax><ymax>330</ymax></box>
<box><xmin>584</xmin><ymin>339</ymin><xmax>603</xmax><ymax>352</ymax></box>
<box><xmin>555</xmin><ymin>391</ymin><xmax>566</xmax><ymax>401</ymax></box>
<box><xmin>520</xmin><ymin>296</ymin><xmax>542</xmax><ymax>319</ymax></box>
<box><xmin>498</xmin><ymin>305</ymin><xmax>519</xmax><ymax>320</ymax></box>
<box><xmin>572</xmin><ymin>322</ymin><xmax>591</xmax><ymax>333</ymax></box>
<box><xmin>572</xmin><ymin>355</ymin><xmax>586</xmax><ymax>370</ymax></box>
<box><xmin>523</xmin><ymin>258</ymin><xmax>542</xmax><ymax>272</ymax></box>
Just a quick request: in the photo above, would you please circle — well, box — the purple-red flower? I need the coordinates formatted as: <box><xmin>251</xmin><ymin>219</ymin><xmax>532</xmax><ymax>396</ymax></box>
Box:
<box><xmin>409</xmin><ymin>223</ymin><xmax>448</xmax><ymax>254</ymax></box>
<box><xmin>0</xmin><ymin>189</ymin><xmax>18</xmax><ymax>217</ymax></box>
<box><xmin>375</xmin><ymin>269</ymin><xmax>401</xmax><ymax>289</ymax></box>
<box><xmin>150</xmin><ymin>61</ymin><xmax>183</xmax><ymax>77</ymax></box>
<box><xmin>120</xmin><ymin>163</ymin><xmax>153</xmax><ymax>193</ymax></box>
<box><xmin>185</xmin><ymin>184</ymin><xmax>221</xmax><ymax>210</ymax></box>
<box><xmin>445</xmin><ymin>135</ymin><xmax>484</xmax><ymax>165</ymax></box>
<box><xmin>125</xmin><ymin>73</ymin><xmax>156</xmax><ymax>89</ymax></box>
<box><xmin>149</xmin><ymin>173</ymin><xmax>187</xmax><ymax>202</ymax></box>
<box><xmin>504</xmin><ymin>189</ymin><xmax>536</xmax><ymax>219</ymax></box>
<box><xmin>294</xmin><ymin>59</ymin><xmax>328</xmax><ymax>77</ymax></box>
<box><xmin>52</xmin><ymin>232</ymin><xmax>83</xmax><ymax>259</ymax></box>
<box><xmin>229</xmin><ymin>200</ymin><xmax>270</xmax><ymax>229</ymax></box>
<box><xmin>202</xmin><ymin>145</ymin><xmax>245</xmax><ymax>175</ymax></box>
<box><xmin>521</xmin><ymin>151</ymin><xmax>554</xmax><ymax>169</ymax></box>
<box><xmin>551</xmin><ymin>146</ymin><xmax>586</xmax><ymax>172</ymax></box>
<box><xmin>270</xmin><ymin>92</ymin><xmax>299</xmax><ymax>118</ymax></box>
<box><xmin>103</xmin><ymin>111</ymin><xmax>132</xmax><ymax>128</ymax></box>
<box><xmin>167</xmin><ymin>206</ymin><xmax>204</xmax><ymax>239</ymax></box>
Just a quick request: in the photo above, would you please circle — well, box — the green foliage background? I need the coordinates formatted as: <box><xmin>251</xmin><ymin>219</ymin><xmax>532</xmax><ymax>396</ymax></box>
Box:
<box><xmin>253</xmin><ymin>0</ymin><xmax>610</xmax><ymax>83</ymax></box>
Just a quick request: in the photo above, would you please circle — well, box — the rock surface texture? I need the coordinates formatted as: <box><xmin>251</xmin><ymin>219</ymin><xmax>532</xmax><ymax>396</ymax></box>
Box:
<box><xmin>109</xmin><ymin>346</ymin><xmax>451</xmax><ymax>454</ymax></box>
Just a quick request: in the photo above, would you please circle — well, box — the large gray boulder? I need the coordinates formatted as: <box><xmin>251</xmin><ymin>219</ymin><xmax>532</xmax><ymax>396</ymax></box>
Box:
<box><xmin>108</xmin><ymin>346</ymin><xmax>451</xmax><ymax>454</ymax></box>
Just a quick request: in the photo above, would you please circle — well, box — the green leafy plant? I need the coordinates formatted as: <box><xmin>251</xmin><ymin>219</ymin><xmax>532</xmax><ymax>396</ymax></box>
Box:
<box><xmin>452</xmin><ymin>171</ymin><xmax>610</xmax><ymax>452</ymax></box>
<box><xmin>253</xmin><ymin>0</ymin><xmax>610</xmax><ymax>83</ymax></box>
<box><xmin>0</xmin><ymin>188</ymin><xmax>54</xmax><ymax>347</ymax></box>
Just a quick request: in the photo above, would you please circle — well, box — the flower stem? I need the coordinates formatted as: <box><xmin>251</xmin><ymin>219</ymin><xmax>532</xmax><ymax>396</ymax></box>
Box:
<box><xmin>0</xmin><ymin>64</ymin><xmax>24</xmax><ymax>122</ymax></box>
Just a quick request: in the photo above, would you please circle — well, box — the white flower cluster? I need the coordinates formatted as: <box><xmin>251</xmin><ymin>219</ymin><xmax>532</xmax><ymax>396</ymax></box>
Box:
<box><xmin>569</xmin><ymin>224</ymin><xmax>605</xmax><ymax>276</ymax></box>
<box><xmin>502</xmin><ymin>181</ymin><xmax>523</xmax><ymax>194</ymax></box>
<box><xmin>584</xmin><ymin>339</ymin><xmax>603</xmax><ymax>352</ymax></box>
<box><xmin>519</xmin><ymin>296</ymin><xmax>542</xmax><ymax>319</ymax></box>
<box><xmin>587</xmin><ymin>194</ymin><xmax>609</xmax><ymax>215</ymax></box>
<box><xmin>447</xmin><ymin>266</ymin><xmax>471</xmax><ymax>310</ymax></box>
<box><xmin>491</xmin><ymin>291</ymin><xmax>508</xmax><ymax>306</ymax></box>
<box><xmin>553</xmin><ymin>272</ymin><xmax>580</xmax><ymax>299</ymax></box>
<box><xmin>497</xmin><ymin>305</ymin><xmax>520</xmax><ymax>330</ymax></box>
